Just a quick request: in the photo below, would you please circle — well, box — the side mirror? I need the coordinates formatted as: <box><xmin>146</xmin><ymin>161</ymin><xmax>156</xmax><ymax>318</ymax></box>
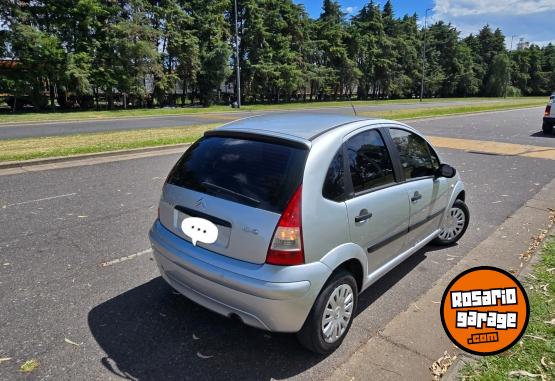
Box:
<box><xmin>436</xmin><ymin>163</ymin><xmax>456</xmax><ymax>178</ymax></box>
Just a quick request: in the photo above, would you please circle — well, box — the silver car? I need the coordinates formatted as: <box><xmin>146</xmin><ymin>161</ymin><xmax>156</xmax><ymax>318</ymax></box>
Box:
<box><xmin>149</xmin><ymin>113</ymin><xmax>469</xmax><ymax>353</ymax></box>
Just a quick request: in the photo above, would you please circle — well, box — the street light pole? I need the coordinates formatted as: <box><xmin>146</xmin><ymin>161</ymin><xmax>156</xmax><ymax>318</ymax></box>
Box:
<box><xmin>234</xmin><ymin>0</ymin><xmax>241</xmax><ymax>108</ymax></box>
<box><xmin>420</xmin><ymin>8</ymin><xmax>431</xmax><ymax>102</ymax></box>
<box><xmin>504</xmin><ymin>35</ymin><xmax>516</xmax><ymax>98</ymax></box>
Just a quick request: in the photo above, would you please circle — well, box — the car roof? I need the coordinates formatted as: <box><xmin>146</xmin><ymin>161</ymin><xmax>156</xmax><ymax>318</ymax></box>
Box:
<box><xmin>214</xmin><ymin>112</ymin><xmax>370</xmax><ymax>141</ymax></box>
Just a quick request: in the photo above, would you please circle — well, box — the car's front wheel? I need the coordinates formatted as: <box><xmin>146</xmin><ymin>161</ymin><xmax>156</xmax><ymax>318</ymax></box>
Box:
<box><xmin>296</xmin><ymin>269</ymin><xmax>358</xmax><ymax>354</ymax></box>
<box><xmin>543</xmin><ymin>122</ymin><xmax>554</xmax><ymax>134</ymax></box>
<box><xmin>433</xmin><ymin>199</ymin><xmax>469</xmax><ymax>246</ymax></box>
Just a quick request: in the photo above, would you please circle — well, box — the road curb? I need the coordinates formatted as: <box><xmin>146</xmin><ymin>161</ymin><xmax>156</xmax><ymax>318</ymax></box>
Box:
<box><xmin>326</xmin><ymin>176</ymin><xmax>555</xmax><ymax>381</ymax></box>
<box><xmin>0</xmin><ymin>143</ymin><xmax>190</xmax><ymax>170</ymax></box>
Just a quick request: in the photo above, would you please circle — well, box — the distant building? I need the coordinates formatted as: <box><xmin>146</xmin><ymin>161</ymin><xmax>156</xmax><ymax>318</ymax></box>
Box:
<box><xmin>516</xmin><ymin>38</ymin><xmax>530</xmax><ymax>50</ymax></box>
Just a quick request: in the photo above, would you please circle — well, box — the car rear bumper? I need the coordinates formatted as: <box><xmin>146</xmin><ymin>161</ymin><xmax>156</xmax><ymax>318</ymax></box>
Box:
<box><xmin>149</xmin><ymin>220</ymin><xmax>331</xmax><ymax>332</ymax></box>
<box><xmin>544</xmin><ymin>116</ymin><xmax>555</xmax><ymax>126</ymax></box>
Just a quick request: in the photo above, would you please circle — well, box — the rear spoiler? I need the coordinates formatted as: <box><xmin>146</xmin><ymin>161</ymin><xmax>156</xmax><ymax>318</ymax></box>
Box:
<box><xmin>204</xmin><ymin>129</ymin><xmax>310</xmax><ymax>150</ymax></box>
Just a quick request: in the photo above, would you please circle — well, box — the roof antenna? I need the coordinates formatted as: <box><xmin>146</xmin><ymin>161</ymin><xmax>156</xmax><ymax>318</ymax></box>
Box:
<box><xmin>350</xmin><ymin>102</ymin><xmax>358</xmax><ymax>116</ymax></box>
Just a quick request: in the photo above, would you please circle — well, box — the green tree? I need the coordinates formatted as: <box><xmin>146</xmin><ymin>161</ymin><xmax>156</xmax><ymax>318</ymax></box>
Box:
<box><xmin>485</xmin><ymin>53</ymin><xmax>509</xmax><ymax>96</ymax></box>
<box><xmin>191</xmin><ymin>0</ymin><xmax>231</xmax><ymax>106</ymax></box>
<box><xmin>314</xmin><ymin>0</ymin><xmax>360</xmax><ymax>100</ymax></box>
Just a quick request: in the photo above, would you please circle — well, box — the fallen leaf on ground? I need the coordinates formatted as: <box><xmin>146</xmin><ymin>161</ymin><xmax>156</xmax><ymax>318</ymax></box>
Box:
<box><xmin>196</xmin><ymin>352</ymin><xmax>213</xmax><ymax>359</ymax></box>
<box><xmin>64</xmin><ymin>338</ymin><xmax>81</xmax><ymax>347</ymax></box>
<box><xmin>0</xmin><ymin>357</ymin><xmax>12</xmax><ymax>364</ymax></box>
<box><xmin>19</xmin><ymin>359</ymin><xmax>39</xmax><ymax>373</ymax></box>
<box><xmin>430</xmin><ymin>351</ymin><xmax>457</xmax><ymax>381</ymax></box>
<box><xmin>543</xmin><ymin>318</ymin><xmax>555</xmax><ymax>326</ymax></box>
<box><xmin>508</xmin><ymin>370</ymin><xmax>542</xmax><ymax>378</ymax></box>
<box><xmin>192</xmin><ymin>333</ymin><xmax>200</xmax><ymax>340</ymax></box>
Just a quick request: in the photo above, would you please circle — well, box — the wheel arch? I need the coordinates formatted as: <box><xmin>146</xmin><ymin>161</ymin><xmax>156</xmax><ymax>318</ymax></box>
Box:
<box><xmin>319</xmin><ymin>243</ymin><xmax>367</xmax><ymax>293</ymax></box>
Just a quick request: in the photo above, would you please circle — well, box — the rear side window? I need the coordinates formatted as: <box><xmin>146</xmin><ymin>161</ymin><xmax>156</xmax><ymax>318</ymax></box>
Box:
<box><xmin>323</xmin><ymin>149</ymin><xmax>345</xmax><ymax>201</ymax></box>
<box><xmin>345</xmin><ymin>130</ymin><xmax>395</xmax><ymax>194</ymax></box>
<box><xmin>166</xmin><ymin>136</ymin><xmax>307</xmax><ymax>213</ymax></box>
<box><xmin>389</xmin><ymin>128</ymin><xmax>435</xmax><ymax>179</ymax></box>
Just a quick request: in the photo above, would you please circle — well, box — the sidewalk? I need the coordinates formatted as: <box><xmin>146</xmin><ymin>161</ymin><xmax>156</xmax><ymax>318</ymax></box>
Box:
<box><xmin>327</xmin><ymin>177</ymin><xmax>555</xmax><ymax>380</ymax></box>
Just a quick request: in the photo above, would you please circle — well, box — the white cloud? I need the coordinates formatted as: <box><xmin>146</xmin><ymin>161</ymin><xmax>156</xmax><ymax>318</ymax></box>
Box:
<box><xmin>433</xmin><ymin>0</ymin><xmax>555</xmax><ymax>46</ymax></box>
<box><xmin>343</xmin><ymin>6</ymin><xmax>357</xmax><ymax>15</ymax></box>
<box><xmin>435</xmin><ymin>0</ymin><xmax>555</xmax><ymax>17</ymax></box>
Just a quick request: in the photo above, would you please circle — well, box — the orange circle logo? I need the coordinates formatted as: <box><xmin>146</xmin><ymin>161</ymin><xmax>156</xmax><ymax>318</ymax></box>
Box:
<box><xmin>440</xmin><ymin>267</ymin><xmax>529</xmax><ymax>355</ymax></box>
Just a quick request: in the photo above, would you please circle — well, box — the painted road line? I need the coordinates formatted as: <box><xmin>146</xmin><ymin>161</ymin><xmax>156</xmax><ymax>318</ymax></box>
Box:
<box><xmin>5</xmin><ymin>192</ymin><xmax>77</xmax><ymax>207</ymax></box>
<box><xmin>100</xmin><ymin>249</ymin><xmax>152</xmax><ymax>267</ymax></box>
<box><xmin>427</xmin><ymin>136</ymin><xmax>555</xmax><ymax>161</ymax></box>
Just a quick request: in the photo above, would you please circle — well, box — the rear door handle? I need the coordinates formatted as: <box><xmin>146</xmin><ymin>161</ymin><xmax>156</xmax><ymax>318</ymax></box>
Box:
<box><xmin>355</xmin><ymin>210</ymin><xmax>373</xmax><ymax>223</ymax></box>
<box><xmin>411</xmin><ymin>191</ymin><xmax>422</xmax><ymax>202</ymax></box>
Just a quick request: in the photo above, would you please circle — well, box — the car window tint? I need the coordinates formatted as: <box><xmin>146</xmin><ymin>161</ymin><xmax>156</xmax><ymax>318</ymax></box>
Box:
<box><xmin>166</xmin><ymin>136</ymin><xmax>307</xmax><ymax>213</ymax></box>
<box><xmin>345</xmin><ymin>130</ymin><xmax>395</xmax><ymax>193</ymax></box>
<box><xmin>323</xmin><ymin>149</ymin><xmax>345</xmax><ymax>201</ymax></box>
<box><xmin>389</xmin><ymin>128</ymin><xmax>435</xmax><ymax>179</ymax></box>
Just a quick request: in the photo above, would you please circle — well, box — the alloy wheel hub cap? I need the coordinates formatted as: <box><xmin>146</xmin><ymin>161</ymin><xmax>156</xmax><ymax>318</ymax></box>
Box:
<box><xmin>322</xmin><ymin>284</ymin><xmax>354</xmax><ymax>344</ymax></box>
<box><xmin>439</xmin><ymin>206</ymin><xmax>465</xmax><ymax>241</ymax></box>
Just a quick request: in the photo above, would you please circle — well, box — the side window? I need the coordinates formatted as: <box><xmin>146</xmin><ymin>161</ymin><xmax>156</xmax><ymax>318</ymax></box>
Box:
<box><xmin>323</xmin><ymin>149</ymin><xmax>345</xmax><ymax>201</ymax></box>
<box><xmin>389</xmin><ymin>128</ymin><xmax>435</xmax><ymax>179</ymax></box>
<box><xmin>345</xmin><ymin>130</ymin><xmax>395</xmax><ymax>194</ymax></box>
<box><xmin>429</xmin><ymin>144</ymin><xmax>440</xmax><ymax>170</ymax></box>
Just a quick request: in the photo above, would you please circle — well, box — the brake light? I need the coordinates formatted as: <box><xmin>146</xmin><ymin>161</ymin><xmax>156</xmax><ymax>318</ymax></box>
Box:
<box><xmin>545</xmin><ymin>105</ymin><xmax>551</xmax><ymax>117</ymax></box>
<box><xmin>266</xmin><ymin>185</ymin><xmax>304</xmax><ymax>266</ymax></box>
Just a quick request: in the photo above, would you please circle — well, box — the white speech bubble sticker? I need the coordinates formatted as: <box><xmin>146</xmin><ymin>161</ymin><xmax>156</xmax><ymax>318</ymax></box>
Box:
<box><xmin>181</xmin><ymin>217</ymin><xmax>219</xmax><ymax>246</ymax></box>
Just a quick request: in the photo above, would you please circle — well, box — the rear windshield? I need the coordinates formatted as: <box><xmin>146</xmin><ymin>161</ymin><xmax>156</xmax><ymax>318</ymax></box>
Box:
<box><xmin>166</xmin><ymin>136</ymin><xmax>308</xmax><ymax>213</ymax></box>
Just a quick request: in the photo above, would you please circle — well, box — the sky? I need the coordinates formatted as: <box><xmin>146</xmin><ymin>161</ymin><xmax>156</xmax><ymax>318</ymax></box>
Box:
<box><xmin>294</xmin><ymin>0</ymin><xmax>555</xmax><ymax>47</ymax></box>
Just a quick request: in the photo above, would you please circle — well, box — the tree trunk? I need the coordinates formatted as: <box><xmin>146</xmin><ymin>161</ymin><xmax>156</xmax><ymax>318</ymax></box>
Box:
<box><xmin>49</xmin><ymin>79</ymin><xmax>56</xmax><ymax>110</ymax></box>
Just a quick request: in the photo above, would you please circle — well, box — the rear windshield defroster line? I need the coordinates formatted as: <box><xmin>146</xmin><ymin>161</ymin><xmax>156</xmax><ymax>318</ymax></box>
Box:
<box><xmin>166</xmin><ymin>135</ymin><xmax>308</xmax><ymax>213</ymax></box>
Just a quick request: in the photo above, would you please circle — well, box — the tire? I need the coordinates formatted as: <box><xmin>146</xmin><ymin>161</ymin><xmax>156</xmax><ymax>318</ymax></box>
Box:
<box><xmin>296</xmin><ymin>269</ymin><xmax>358</xmax><ymax>354</ymax></box>
<box><xmin>542</xmin><ymin>122</ymin><xmax>554</xmax><ymax>134</ymax></box>
<box><xmin>433</xmin><ymin>199</ymin><xmax>470</xmax><ymax>246</ymax></box>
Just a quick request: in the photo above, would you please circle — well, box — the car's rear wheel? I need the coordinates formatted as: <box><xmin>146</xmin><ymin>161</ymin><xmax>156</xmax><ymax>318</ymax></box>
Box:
<box><xmin>296</xmin><ymin>269</ymin><xmax>357</xmax><ymax>354</ymax></box>
<box><xmin>543</xmin><ymin>122</ymin><xmax>553</xmax><ymax>134</ymax></box>
<box><xmin>433</xmin><ymin>199</ymin><xmax>469</xmax><ymax>246</ymax></box>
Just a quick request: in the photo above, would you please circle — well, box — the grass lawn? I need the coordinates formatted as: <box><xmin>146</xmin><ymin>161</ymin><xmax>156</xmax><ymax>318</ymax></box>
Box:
<box><xmin>358</xmin><ymin>99</ymin><xmax>547</xmax><ymax>119</ymax></box>
<box><xmin>0</xmin><ymin>99</ymin><xmax>548</xmax><ymax>163</ymax></box>
<box><xmin>0</xmin><ymin>96</ymin><xmax>547</xmax><ymax>124</ymax></box>
<box><xmin>461</xmin><ymin>238</ymin><xmax>555</xmax><ymax>381</ymax></box>
<box><xmin>0</xmin><ymin>124</ymin><xmax>216</xmax><ymax>162</ymax></box>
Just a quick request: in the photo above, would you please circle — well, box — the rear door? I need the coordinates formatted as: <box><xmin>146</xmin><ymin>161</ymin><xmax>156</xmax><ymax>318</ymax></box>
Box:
<box><xmin>387</xmin><ymin>128</ymin><xmax>449</xmax><ymax>247</ymax></box>
<box><xmin>159</xmin><ymin>134</ymin><xmax>308</xmax><ymax>264</ymax></box>
<box><xmin>343</xmin><ymin>128</ymin><xmax>410</xmax><ymax>272</ymax></box>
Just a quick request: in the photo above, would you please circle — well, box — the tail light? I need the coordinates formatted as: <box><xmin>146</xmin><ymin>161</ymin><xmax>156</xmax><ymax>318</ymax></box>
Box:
<box><xmin>545</xmin><ymin>105</ymin><xmax>551</xmax><ymax>117</ymax></box>
<box><xmin>266</xmin><ymin>185</ymin><xmax>304</xmax><ymax>266</ymax></box>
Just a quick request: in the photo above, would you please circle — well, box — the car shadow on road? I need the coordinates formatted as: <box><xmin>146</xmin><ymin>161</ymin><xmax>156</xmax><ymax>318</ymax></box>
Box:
<box><xmin>88</xmin><ymin>246</ymin><xmax>443</xmax><ymax>381</ymax></box>
<box><xmin>530</xmin><ymin>131</ymin><xmax>555</xmax><ymax>138</ymax></box>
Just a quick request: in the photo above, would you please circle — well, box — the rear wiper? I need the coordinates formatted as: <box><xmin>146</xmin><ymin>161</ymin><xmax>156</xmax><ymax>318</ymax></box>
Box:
<box><xmin>201</xmin><ymin>182</ymin><xmax>260</xmax><ymax>206</ymax></box>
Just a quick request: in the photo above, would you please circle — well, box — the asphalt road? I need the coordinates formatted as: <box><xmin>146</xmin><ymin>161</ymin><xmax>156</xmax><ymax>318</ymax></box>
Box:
<box><xmin>0</xmin><ymin>99</ymin><xmax>510</xmax><ymax>139</ymax></box>
<box><xmin>1</xmin><ymin>108</ymin><xmax>554</xmax><ymax>380</ymax></box>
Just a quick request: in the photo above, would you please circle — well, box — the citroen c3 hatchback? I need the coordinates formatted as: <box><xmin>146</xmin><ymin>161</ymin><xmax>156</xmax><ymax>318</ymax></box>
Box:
<box><xmin>149</xmin><ymin>113</ymin><xmax>469</xmax><ymax>353</ymax></box>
